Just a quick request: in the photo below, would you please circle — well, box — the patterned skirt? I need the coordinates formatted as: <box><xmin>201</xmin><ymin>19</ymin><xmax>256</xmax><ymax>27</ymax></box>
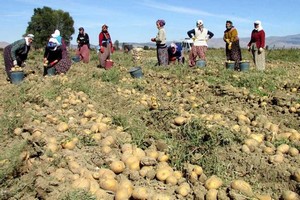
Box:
<box><xmin>226</xmin><ymin>41</ymin><xmax>242</xmax><ymax>70</ymax></box>
<box><xmin>54</xmin><ymin>56</ymin><xmax>72</xmax><ymax>74</ymax></box>
<box><xmin>189</xmin><ymin>46</ymin><xmax>207</xmax><ymax>67</ymax></box>
<box><xmin>157</xmin><ymin>46</ymin><xmax>168</xmax><ymax>66</ymax></box>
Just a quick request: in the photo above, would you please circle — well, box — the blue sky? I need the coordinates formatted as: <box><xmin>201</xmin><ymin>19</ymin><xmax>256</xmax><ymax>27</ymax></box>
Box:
<box><xmin>1</xmin><ymin>0</ymin><xmax>299</xmax><ymax>45</ymax></box>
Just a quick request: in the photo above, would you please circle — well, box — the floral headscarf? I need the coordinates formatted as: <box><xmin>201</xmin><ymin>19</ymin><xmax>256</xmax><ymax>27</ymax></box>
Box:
<box><xmin>156</xmin><ymin>19</ymin><xmax>166</xmax><ymax>27</ymax></box>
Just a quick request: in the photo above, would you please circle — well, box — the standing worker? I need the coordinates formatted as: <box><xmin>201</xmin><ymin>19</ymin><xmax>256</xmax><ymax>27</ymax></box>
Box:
<box><xmin>223</xmin><ymin>20</ymin><xmax>242</xmax><ymax>70</ymax></box>
<box><xmin>187</xmin><ymin>20</ymin><xmax>214</xmax><ymax>67</ymax></box>
<box><xmin>151</xmin><ymin>19</ymin><xmax>168</xmax><ymax>66</ymax></box>
<box><xmin>247</xmin><ymin>20</ymin><xmax>266</xmax><ymax>70</ymax></box>
<box><xmin>98</xmin><ymin>24</ymin><xmax>113</xmax><ymax>68</ymax></box>
<box><xmin>76</xmin><ymin>27</ymin><xmax>90</xmax><ymax>63</ymax></box>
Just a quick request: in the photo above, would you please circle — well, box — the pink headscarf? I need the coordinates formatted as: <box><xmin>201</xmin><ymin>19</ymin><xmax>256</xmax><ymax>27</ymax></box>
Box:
<box><xmin>156</xmin><ymin>19</ymin><xmax>166</xmax><ymax>27</ymax></box>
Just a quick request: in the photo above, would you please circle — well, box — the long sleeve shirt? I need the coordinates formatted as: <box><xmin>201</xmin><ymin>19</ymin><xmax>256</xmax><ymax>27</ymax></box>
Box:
<box><xmin>99</xmin><ymin>32</ymin><xmax>112</xmax><ymax>48</ymax></box>
<box><xmin>155</xmin><ymin>28</ymin><xmax>166</xmax><ymax>46</ymax></box>
<box><xmin>248</xmin><ymin>29</ymin><xmax>266</xmax><ymax>48</ymax></box>
<box><xmin>10</xmin><ymin>39</ymin><xmax>30</xmax><ymax>61</ymax></box>
<box><xmin>223</xmin><ymin>27</ymin><xmax>239</xmax><ymax>43</ymax></box>
<box><xmin>77</xmin><ymin>33</ymin><xmax>90</xmax><ymax>46</ymax></box>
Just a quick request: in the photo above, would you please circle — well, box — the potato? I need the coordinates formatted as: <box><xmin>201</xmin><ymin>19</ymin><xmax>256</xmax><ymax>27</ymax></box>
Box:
<box><xmin>145</xmin><ymin>150</ymin><xmax>159</xmax><ymax>159</ymax></box>
<box><xmin>249</xmin><ymin>133</ymin><xmax>265</xmax><ymax>143</ymax></box>
<box><xmin>277</xmin><ymin>144</ymin><xmax>290</xmax><ymax>154</ymax></box>
<box><xmin>206</xmin><ymin>189</ymin><xmax>218</xmax><ymax>200</ymax></box>
<box><xmin>14</xmin><ymin>128</ymin><xmax>23</xmax><ymax>135</ymax></box>
<box><xmin>263</xmin><ymin>147</ymin><xmax>275</xmax><ymax>155</ymax></box>
<box><xmin>110</xmin><ymin>160</ymin><xmax>125</xmax><ymax>174</ymax></box>
<box><xmin>293</xmin><ymin>169</ymin><xmax>300</xmax><ymax>182</ymax></box>
<box><xmin>157</xmin><ymin>152</ymin><xmax>169</xmax><ymax>162</ymax></box>
<box><xmin>166</xmin><ymin>175</ymin><xmax>178</xmax><ymax>185</ymax></box>
<box><xmin>151</xmin><ymin>193</ymin><xmax>172</xmax><ymax>200</ymax></box>
<box><xmin>121</xmin><ymin>143</ymin><xmax>133</xmax><ymax>153</ymax></box>
<box><xmin>125</xmin><ymin>156</ymin><xmax>140</xmax><ymax>171</ymax></box>
<box><xmin>115</xmin><ymin>188</ymin><xmax>130</xmax><ymax>200</ymax></box>
<box><xmin>269</xmin><ymin>154</ymin><xmax>284</xmax><ymax>163</ymax></box>
<box><xmin>281</xmin><ymin>190</ymin><xmax>299</xmax><ymax>200</ymax></box>
<box><xmin>57</xmin><ymin>122</ymin><xmax>69</xmax><ymax>132</ymax></box>
<box><xmin>98</xmin><ymin>168</ymin><xmax>116</xmax><ymax>179</ymax></box>
<box><xmin>231</xmin><ymin>179</ymin><xmax>253</xmax><ymax>197</ymax></box>
<box><xmin>156</xmin><ymin>168</ymin><xmax>172</xmax><ymax>181</ymax></box>
<box><xmin>174</xmin><ymin>116</ymin><xmax>187</xmax><ymax>126</ymax></box>
<box><xmin>118</xmin><ymin>178</ymin><xmax>133</xmax><ymax>196</ymax></box>
<box><xmin>255</xmin><ymin>194</ymin><xmax>272</xmax><ymax>200</ymax></box>
<box><xmin>139</xmin><ymin>166</ymin><xmax>153</xmax><ymax>177</ymax></box>
<box><xmin>68</xmin><ymin>161</ymin><xmax>81</xmax><ymax>174</ymax></box>
<box><xmin>193</xmin><ymin>165</ymin><xmax>203</xmax><ymax>176</ymax></box>
<box><xmin>288</xmin><ymin>147</ymin><xmax>299</xmax><ymax>157</ymax></box>
<box><xmin>173</xmin><ymin>171</ymin><xmax>183</xmax><ymax>180</ymax></box>
<box><xmin>204</xmin><ymin>175</ymin><xmax>223</xmax><ymax>190</ymax></box>
<box><xmin>132</xmin><ymin>147</ymin><xmax>146</xmax><ymax>159</ymax></box>
<box><xmin>176</xmin><ymin>182</ymin><xmax>191</xmax><ymax>197</ymax></box>
<box><xmin>132</xmin><ymin>187</ymin><xmax>149</xmax><ymax>199</ymax></box>
<box><xmin>99</xmin><ymin>177</ymin><xmax>118</xmax><ymax>192</ymax></box>
<box><xmin>244</xmin><ymin>138</ymin><xmax>259</xmax><ymax>148</ymax></box>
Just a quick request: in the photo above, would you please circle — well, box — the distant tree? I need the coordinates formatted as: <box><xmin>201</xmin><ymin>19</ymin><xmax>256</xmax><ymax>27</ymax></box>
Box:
<box><xmin>143</xmin><ymin>46</ymin><xmax>149</xmax><ymax>50</ymax></box>
<box><xmin>26</xmin><ymin>6</ymin><xmax>75</xmax><ymax>48</ymax></box>
<box><xmin>114</xmin><ymin>40</ymin><xmax>120</xmax><ymax>51</ymax></box>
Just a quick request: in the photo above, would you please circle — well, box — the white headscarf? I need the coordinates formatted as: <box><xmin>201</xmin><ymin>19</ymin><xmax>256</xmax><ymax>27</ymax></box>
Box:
<box><xmin>254</xmin><ymin>20</ymin><xmax>263</xmax><ymax>31</ymax></box>
<box><xmin>25</xmin><ymin>34</ymin><xmax>34</xmax><ymax>46</ymax></box>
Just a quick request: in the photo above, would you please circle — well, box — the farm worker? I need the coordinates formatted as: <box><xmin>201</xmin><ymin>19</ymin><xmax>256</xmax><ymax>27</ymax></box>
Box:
<box><xmin>3</xmin><ymin>34</ymin><xmax>34</xmax><ymax>81</ymax></box>
<box><xmin>49</xmin><ymin>29</ymin><xmax>71</xmax><ymax>74</ymax></box>
<box><xmin>75</xmin><ymin>27</ymin><xmax>90</xmax><ymax>63</ymax></box>
<box><xmin>168</xmin><ymin>42</ymin><xmax>184</xmax><ymax>64</ymax></box>
<box><xmin>151</xmin><ymin>19</ymin><xmax>168</xmax><ymax>66</ymax></box>
<box><xmin>187</xmin><ymin>20</ymin><xmax>214</xmax><ymax>67</ymax></box>
<box><xmin>223</xmin><ymin>20</ymin><xmax>242</xmax><ymax>70</ymax></box>
<box><xmin>43</xmin><ymin>37</ymin><xmax>62</xmax><ymax>76</ymax></box>
<box><xmin>98</xmin><ymin>24</ymin><xmax>114</xmax><ymax>68</ymax></box>
<box><xmin>247</xmin><ymin>20</ymin><xmax>266</xmax><ymax>70</ymax></box>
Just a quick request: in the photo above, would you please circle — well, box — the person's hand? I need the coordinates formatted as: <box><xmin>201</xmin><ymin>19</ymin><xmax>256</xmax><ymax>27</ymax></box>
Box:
<box><xmin>259</xmin><ymin>47</ymin><xmax>264</xmax><ymax>53</ymax></box>
<box><xmin>247</xmin><ymin>46</ymin><xmax>251</xmax><ymax>52</ymax></box>
<box><xmin>13</xmin><ymin>60</ymin><xmax>17</xmax><ymax>66</ymax></box>
<box><xmin>100</xmin><ymin>46</ymin><xmax>105</xmax><ymax>53</ymax></box>
<box><xmin>228</xmin><ymin>43</ymin><xmax>232</xmax><ymax>50</ymax></box>
<box><xmin>21</xmin><ymin>62</ymin><xmax>26</xmax><ymax>67</ymax></box>
<box><xmin>43</xmin><ymin>59</ymin><xmax>48</xmax><ymax>67</ymax></box>
<box><xmin>192</xmin><ymin>36</ymin><xmax>196</xmax><ymax>41</ymax></box>
<box><xmin>151</xmin><ymin>38</ymin><xmax>156</xmax><ymax>42</ymax></box>
<box><xmin>225</xmin><ymin>39</ymin><xmax>230</xmax><ymax>44</ymax></box>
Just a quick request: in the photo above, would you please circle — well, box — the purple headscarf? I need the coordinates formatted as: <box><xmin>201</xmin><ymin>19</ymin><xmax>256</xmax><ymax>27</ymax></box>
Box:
<box><xmin>156</xmin><ymin>19</ymin><xmax>166</xmax><ymax>27</ymax></box>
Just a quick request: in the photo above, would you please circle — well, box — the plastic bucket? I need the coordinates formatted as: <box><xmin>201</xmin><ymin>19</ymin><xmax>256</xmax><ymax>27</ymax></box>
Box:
<box><xmin>196</xmin><ymin>60</ymin><xmax>206</xmax><ymax>67</ymax></box>
<box><xmin>105</xmin><ymin>60</ymin><xmax>114</xmax><ymax>70</ymax></box>
<box><xmin>239</xmin><ymin>61</ymin><xmax>250</xmax><ymax>71</ymax></box>
<box><xmin>129</xmin><ymin>67</ymin><xmax>143</xmax><ymax>78</ymax></box>
<box><xmin>10</xmin><ymin>71</ymin><xmax>24</xmax><ymax>84</ymax></box>
<box><xmin>47</xmin><ymin>67</ymin><xmax>56</xmax><ymax>76</ymax></box>
<box><xmin>225</xmin><ymin>61</ymin><xmax>235</xmax><ymax>70</ymax></box>
<box><xmin>72</xmin><ymin>56</ymin><xmax>80</xmax><ymax>62</ymax></box>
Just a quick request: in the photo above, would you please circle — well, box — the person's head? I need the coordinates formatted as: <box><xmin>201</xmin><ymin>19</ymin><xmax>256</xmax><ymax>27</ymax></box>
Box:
<box><xmin>156</xmin><ymin>20</ymin><xmax>166</xmax><ymax>28</ymax></box>
<box><xmin>226</xmin><ymin>20</ymin><xmax>233</xmax><ymax>29</ymax></box>
<box><xmin>25</xmin><ymin>34</ymin><xmax>34</xmax><ymax>45</ymax></box>
<box><xmin>196</xmin><ymin>20</ymin><xmax>204</xmax><ymax>28</ymax></box>
<box><xmin>52</xmin><ymin>29</ymin><xmax>60</xmax><ymax>38</ymax></box>
<box><xmin>79</xmin><ymin>27</ymin><xmax>84</xmax><ymax>33</ymax></box>
<box><xmin>170</xmin><ymin>42</ymin><xmax>177</xmax><ymax>53</ymax></box>
<box><xmin>47</xmin><ymin>37</ymin><xmax>59</xmax><ymax>51</ymax></box>
<box><xmin>102</xmin><ymin>24</ymin><xmax>108</xmax><ymax>32</ymax></box>
<box><xmin>253</xmin><ymin>20</ymin><xmax>264</xmax><ymax>31</ymax></box>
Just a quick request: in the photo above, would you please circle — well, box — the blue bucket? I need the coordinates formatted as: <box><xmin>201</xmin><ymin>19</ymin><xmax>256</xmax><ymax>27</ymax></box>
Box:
<box><xmin>196</xmin><ymin>60</ymin><xmax>206</xmax><ymax>67</ymax></box>
<box><xmin>72</xmin><ymin>56</ymin><xmax>80</xmax><ymax>62</ymax></box>
<box><xmin>239</xmin><ymin>61</ymin><xmax>250</xmax><ymax>71</ymax></box>
<box><xmin>129</xmin><ymin>67</ymin><xmax>143</xmax><ymax>78</ymax></box>
<box><xmin>225</xmin><ymin>61</ymin><xmax>235</xmax><ymax>70</ymax></box>
<box><xmin>10</xmin><ymin>71</ymin><xmax>24</xmax><ymax>84</ymax></box>
<box><xmin>47</xmin><ymin>67</ymin><xmax>56</xmax><ymax>76</ymax></box>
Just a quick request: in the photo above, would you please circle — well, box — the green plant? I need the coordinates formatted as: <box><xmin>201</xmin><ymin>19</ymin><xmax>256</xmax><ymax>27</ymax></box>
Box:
<box><xmin>60</xmin><ymin>189</ymin><xmax>96</xmax><ymax>200</ymax></box>
<box><xmin>100</xmin><ymin>68</ymin><xmax>120</xmax><ymax>84</ymax></box>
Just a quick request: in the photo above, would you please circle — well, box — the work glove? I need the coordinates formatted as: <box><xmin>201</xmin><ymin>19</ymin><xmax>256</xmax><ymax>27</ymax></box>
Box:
<box><xmin>259</xmin><ymin>47</ymin><xmax>264</xmax><ymax>53</ymax></box>
<box><xmin>228</xmin><ymin>43</ymin><xmax>232</xmax><ymax>50</ymax></box>
<box><xmin>43</xmin><ymin>59</ymin><xmax>48</xmax><ymax>67</ymax></box>
<box><xmin>151</xmin><ymin>38</ymin><xmax>156</xmax><ymax>42</ymax></box>
<box><xmin>247</xmin><ymin>46</ymin><xmax>251</xmax><ymax>52</ymax></box>
<box><xmin>13</xmin><ymin>60</ymin><xmax>18</xmax><ymax>66</ymax></box>
<box><xmin>225</xmin><ymin>39</ymin><xmax>230</xmax><ymax>44</ymax></box>
<box><xmin>192</xmin><ymin>36</ymin><xmax>196</xmax><ymax>42</ymax></box>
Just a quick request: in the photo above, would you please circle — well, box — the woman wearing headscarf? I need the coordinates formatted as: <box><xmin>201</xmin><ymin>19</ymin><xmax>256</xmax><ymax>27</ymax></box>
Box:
<box><xmin>43</xmin><ymin>38</ymin><xmax>62</xmax><ymax>76</ymax></box>
<box><xmin>3</xmin><ymin>34</ymin><xmax>34</xmax><ymax>80</ymax></box>
<box><xmin>76</xmin><ymin>27</ymin><xmax>90</xmax><ymax>63</ymax></box>
<box><xmin>168</xmin><ymin>42</ymin><xmax>184</xmax><ymax>64</ymax></box>
<box><xmin>98</xmin><ymin>24</ymin><xmax>113</xmax><ymax>68</ymax></box>
<box><xmin>51</xmin><ymin>31</ymin><xmax>72</xmax><ymax>75</ymax></box>
<box><xmin>151</xmin><ymin>19</ymin><xmax>168</xmax><ymax>66</ymax></box>
<box><xmin>223</xmin><ymin>20</ymin><xmax>242</xmax><ymax>70</ymax></box>
<box><xmin>247</xmin><ymin>20</ymin><xmax>266</xmax><ymax>70</ymax></box>
<box><xmin>187</xmin><ymin>20</ymin><xmax>214</xmax><ymax>67</ymax></box>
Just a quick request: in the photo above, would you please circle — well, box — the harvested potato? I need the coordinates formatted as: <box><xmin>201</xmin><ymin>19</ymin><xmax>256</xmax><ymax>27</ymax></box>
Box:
<box><xmin>231</xmin><ymin>179</ymin><xmax>253</xmax><ymax>197</ymax></box>
<box><xmin>204</xmin><ymin>175</ymin><xmax>223</xmax><ymax>190</ymax></box>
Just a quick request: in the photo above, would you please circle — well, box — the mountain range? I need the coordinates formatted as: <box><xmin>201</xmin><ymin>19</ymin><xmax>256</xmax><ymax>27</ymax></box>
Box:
<box><xmin>1</xmin><ymin>34</ymin><xmax>299</xmax><ymax>49</ymax></box>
